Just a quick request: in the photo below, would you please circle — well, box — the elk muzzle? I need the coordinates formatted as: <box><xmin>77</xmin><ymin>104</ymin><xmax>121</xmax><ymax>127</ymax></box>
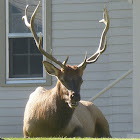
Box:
<box><xmin>68</xmin><ymin>91</ymin><xmax>81</xmax><ymax>108</ymax></box>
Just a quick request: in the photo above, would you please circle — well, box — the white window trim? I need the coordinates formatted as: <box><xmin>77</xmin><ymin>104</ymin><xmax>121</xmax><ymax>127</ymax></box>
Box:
<box><xmin>3</xmin><ymin>0</ymin><xmax>52</xmax><ymax>86</ymax></box>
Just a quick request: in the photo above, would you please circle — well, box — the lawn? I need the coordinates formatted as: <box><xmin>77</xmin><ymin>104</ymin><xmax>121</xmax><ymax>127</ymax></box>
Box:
<box><xmin>4</xmin><ymin>138</ymin><xmax>140</xmax><ymax>140</ymax></box>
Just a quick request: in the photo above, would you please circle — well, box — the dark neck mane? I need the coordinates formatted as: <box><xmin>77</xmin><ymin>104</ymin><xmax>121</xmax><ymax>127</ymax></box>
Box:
<box><xmin>48</xmin><ymin>81</ymin><xmax>74</xmax><ymax>133</ymax></box>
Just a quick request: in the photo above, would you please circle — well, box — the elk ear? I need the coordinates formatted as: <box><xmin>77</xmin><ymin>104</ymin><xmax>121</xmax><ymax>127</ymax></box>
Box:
<box><xmin>43</xmin><ymin>61</ymin><xmax>60</xmax><ymax>76</ymax></box>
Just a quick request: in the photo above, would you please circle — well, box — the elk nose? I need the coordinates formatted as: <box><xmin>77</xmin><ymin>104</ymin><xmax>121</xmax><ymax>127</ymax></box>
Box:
<box><xmin>71</xmin><ymin>92</ymin><xmax>80</xmax><ymax>102</ymax></box>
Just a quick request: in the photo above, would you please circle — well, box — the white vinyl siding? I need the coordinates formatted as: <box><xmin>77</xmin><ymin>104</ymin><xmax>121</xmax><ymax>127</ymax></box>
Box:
<box><xmin>0</xmin><ymin>0</ymin><xmax>133</xmax><ymax>138</ymax></box>
<box><xmin>108</xmin><ymin>1</ymin><xmax>133</xmax><ymax>137</ymax></box>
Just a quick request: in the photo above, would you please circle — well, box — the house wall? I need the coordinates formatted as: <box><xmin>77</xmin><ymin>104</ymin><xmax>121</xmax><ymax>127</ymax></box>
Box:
<box><xmin>0</xmin><ymin>0</ymin><xmax>133</xmax><ymax>138</ymax></box>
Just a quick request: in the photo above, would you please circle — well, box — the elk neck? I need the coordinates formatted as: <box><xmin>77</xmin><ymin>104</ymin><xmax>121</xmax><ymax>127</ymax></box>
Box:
<box><xmin>56</xmin><ymin>79</ymin><xmax>74</xmax><ymax>110</ymax></box>
<box><xmin>48</xmin><ymin>80</ymin><xmax>75</xmax><ymax>131</ymax></box>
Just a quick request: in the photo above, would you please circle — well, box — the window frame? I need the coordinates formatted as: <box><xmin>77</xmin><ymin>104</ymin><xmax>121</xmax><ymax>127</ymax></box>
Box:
<box><xmin>0</xmin><ymin>0</ymin><xmax>52</xmax><ymax>87</ymax></box>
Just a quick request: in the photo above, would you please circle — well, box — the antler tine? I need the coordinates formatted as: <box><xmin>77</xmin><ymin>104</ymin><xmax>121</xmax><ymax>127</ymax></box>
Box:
<box><xmin>87</xmin><ymin>5</ymin><xmax>109</xmax><ymax>62</ymax></box>
<box><xmin>78</xmin><ymin>5</ymin><xmax>109</xmax><ymax>69</ymax></box>
<box><xmin>63</xmin><ymin>56</ymin><xmax>69</xmax><ymax>66</ymax></box>
<box><xmin>22</xmin><ymin>1</ymin><xmax>65</xmax><ymax>68</ymax></box>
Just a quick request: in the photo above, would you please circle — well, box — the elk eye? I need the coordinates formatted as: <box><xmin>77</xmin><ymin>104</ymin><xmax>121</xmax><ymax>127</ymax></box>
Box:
<box><xmin>60</xmin><ymin>78</ymin><xmax>64</xmax><ymax>83</ymax></box>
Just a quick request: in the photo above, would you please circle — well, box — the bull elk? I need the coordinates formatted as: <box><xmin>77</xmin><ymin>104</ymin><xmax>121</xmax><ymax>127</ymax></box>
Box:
<box><xmin>22</xmin><ymin>1</ymin><xmax>111</xmax><ymax>138</ymax></box>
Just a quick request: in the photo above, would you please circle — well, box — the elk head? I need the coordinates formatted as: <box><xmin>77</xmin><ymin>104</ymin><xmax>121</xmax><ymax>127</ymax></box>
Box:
<box><xmin>22</xmin><ymin>2</ymin><xmax>109</xmax><ymax>108</ymax></box>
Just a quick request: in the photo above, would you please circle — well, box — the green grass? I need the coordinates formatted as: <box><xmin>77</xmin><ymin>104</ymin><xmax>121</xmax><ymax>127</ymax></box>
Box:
<box><xmin>4</xmin><ymin>138</ymin><xmax>140</xmax><ymax>140</ymax></box>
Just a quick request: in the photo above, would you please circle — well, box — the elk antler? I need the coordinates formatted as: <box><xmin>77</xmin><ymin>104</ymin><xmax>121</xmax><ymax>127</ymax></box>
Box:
<box><xmin>78</xmin><ymin>5</ymin><xmax>109</xmax><ymax>70</ymax></box>
<box><xmin>22</xmin><ymin>1</ymin><xmax>67</xmax><ymax>68</ymax></box>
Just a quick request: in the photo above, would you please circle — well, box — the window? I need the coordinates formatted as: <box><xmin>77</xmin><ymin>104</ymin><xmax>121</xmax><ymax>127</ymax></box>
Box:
<box><xmin>9</xmin><ymin>38</ymin><xmax>43</xmax><ymax>78</ymax></box>
<box><xmin>0</xmin><ymin>0</ymin><xmax>52</xmax><ymax>86</ymax></box>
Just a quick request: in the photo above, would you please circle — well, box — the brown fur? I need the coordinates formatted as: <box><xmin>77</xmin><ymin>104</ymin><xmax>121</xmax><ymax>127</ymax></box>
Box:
<box><xmin>23</xmin><ymin>65</ymin><xmax>111</xmax><ymax>138</ymax></box>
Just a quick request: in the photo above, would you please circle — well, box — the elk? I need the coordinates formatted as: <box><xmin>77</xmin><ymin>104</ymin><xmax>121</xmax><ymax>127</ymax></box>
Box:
<box><xmin>22</xmin><ymin>1</ymin><xmax>111</xmax><ymax>138</ymax></box>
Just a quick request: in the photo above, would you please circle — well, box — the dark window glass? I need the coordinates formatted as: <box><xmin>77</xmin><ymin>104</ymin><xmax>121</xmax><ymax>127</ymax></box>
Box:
<box><xmin>9</xmin><ymin>38</ymin><xmax>43</xmax><ymax>78</ymax></box>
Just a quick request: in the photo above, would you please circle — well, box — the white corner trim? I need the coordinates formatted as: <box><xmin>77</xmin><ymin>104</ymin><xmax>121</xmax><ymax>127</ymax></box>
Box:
<box><xmin>128</xmin><ymin>0</ymin><xmax>133</xmax><ymax>4</ymax></box>
<box><xmin>133</xmin><ymin>0</ymin><xmax>140</xmax><ymax>134</ymax></box>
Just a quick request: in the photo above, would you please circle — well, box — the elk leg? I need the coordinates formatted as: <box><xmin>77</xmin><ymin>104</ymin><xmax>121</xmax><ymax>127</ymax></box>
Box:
<box><xmin>71</xmin><ymin>127</ymin><xmax>85</xmax><ymax>137</ymax></box>
<box><xmin>95</xmin><ymin>122</ymin><xmax>112</xmax><ymax>138</ymax></box>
